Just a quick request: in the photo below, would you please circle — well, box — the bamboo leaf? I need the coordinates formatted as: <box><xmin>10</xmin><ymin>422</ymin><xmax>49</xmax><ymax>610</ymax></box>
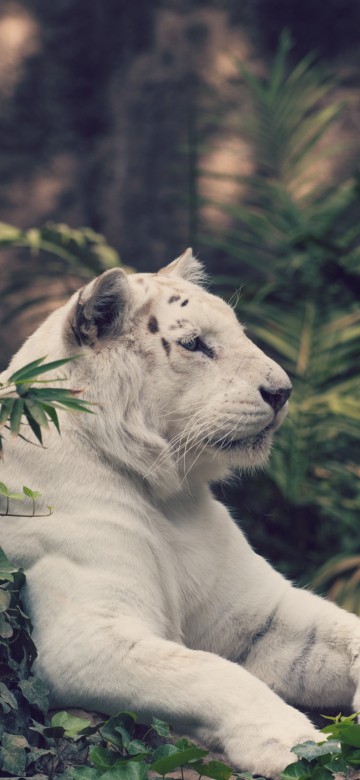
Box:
<box><xmin>24</xmin><ymin>400</ymin><xmax>49</xmax><ymax>429</ymax></box>
<box><xmin>9</xmin><ymin>398</ymin><xmax>23</xmax><ymax>437</ymax></box>
<box><xmin>11</xmin><ymin>356</ymin><xmax>80</xmax><ymax>384</ymax></box>
<box><xmin>23</xmin><ymin>406</ymin><xmax>42</xmax><ymax>444</ymax></box>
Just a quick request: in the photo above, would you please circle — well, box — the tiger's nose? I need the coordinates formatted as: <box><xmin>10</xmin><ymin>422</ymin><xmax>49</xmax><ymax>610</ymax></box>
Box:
<box><xmin>259</xmin><ymin>385</ymin><xmax>292</xmax><ymax>412</ymax></box>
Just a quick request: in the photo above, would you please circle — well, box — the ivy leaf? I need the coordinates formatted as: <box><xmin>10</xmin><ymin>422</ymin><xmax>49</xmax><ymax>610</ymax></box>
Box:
<box><xmin>27</xmin><ymin>746</ymin><xmax>57</xmax><ymax>765</ymax></box>
<box><xmin>67</xmin><ymin>768</ymin><xmax>101</xmax><ymax>780</ymax></box>
<box><xmin>323</xmin><ymin>754</ymin><xmax>348</xmax><ymax>774</ymax></box>
<box><xmin>322</xmin><ymin>723</ymin><xmax>360</xmax><ymax>747</ymax></box>
<box><xmin>100</xmin><ymin>714</ymin><xmax>136</xmax><ymax>750</ymax></box>
<box><xmin>151</xmin><ymin>717</ymin><xmax>171</xmax><ymax>737</ymax></box>
<box><xmin>101</xmin><ymin>761</ymin><xmax>148</xmax><ymax>780</ymax></box>
<box><xmin>150</xmin><ymin>746</ymin><xmax>208</xmax><ymax>774</ymax></box>
<box><xmin>190</xmin><ymin>759</ymin><xmax>234</xmax><ymax>780</ymax></box>
<box><xmin>89</xmin><ymin>746</ymin><xmax>120</xmax><ymax>771</ymax></box>
<box><xmin>0</xmin><ymin>732</ymin><xmax>28</xmax><ymax>775</ymax></box>
<box><xmin>345</xmin><ymin>748</ymin><xmax>360</xmax><ymax>766</ymax></box>
<box><xmin>175</xmin><ymin>738</ymin><xmax>195</xmax><ymax>750</ymax></box>
<box><xmin>308</xmin><ymin>768</ymin><xmax>333</xmax><ymax>780</ymax></box>
<box><xmin>291</xmin><ymin>741</ymin><xmax>341</xmax><ymax>761</ymax></box>
<box><xmin>150</xmin><ymin>744</ymin><xmax>179</xmax><ymax>763</ymax></box>
<box><xmin>51</xmin><ymin>710</ymin><xmax>92</xmax><ymax>738</ymax></box>
<box><xmin>280</xmin><ymin>759</ymin><xmax>311</xmax><ymax>780</ymax></box>
<box><xmin>0</xmin><ymin>613</ymin><xmax>13</xmax><ymax>639</ymax></box>
<box><xmin>0</xmin><ymin>681</ymin><xmax>18</xmax><ymax>711</ymax></box>
<box><xmin>127</xmin><ymin>740</ymin><xmax>149</xmax><ymax>756</ymax></box>
<box><xmin>19</xmin><ymin>676</ymin><xmax>49</xmax><ymax>713</ymax></box>
<box><xmin>114</xmin><ymin>726</ymin><xmax>132</xmax><ymax>748</ymax></box>
<box><xmin>0</xmin><ymin>589</ymin><xmax>11</xmax><ymax>612</ymax></box>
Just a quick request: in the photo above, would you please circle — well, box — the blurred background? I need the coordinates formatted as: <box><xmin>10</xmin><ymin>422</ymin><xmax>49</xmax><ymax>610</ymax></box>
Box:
<box><xmin>0</xmin><ymin>0</ymin><xmax>359</xmax><ymax>608</ymax></box>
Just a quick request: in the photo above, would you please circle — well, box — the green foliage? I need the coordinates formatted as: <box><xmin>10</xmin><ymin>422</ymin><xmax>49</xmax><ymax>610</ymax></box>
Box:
<box><xmin>0</xmin><ymin>548</ymin><xmax>53</xmax><ymax>776</ymax></box>
<box><xmin>310</xmin><ymin>556</ymin><xmax>360</xmax><ymax>614</ymax></box>
<box><xmin>0</xmin><ymin>222</ymin><xmax>124</xmax><ymax>333</ymax></box>
<box><xmin>203</xmin><ymin>31</ymin><xmax>360</xmax><ymax>588</ymax></box>
<box><xmin>0</xmin><ymin>549</ymin><xmax>235</xmax><ymax>778</ymax></box>
<box><xmin>0</xmin><ymin>356</ymin><xmax>93</xmax><ymax>470</ymax></box>
<box><xmin>2</xmin><ymin>549</ymin><xmax>360</xmax><ymax>780</ymax></box>
<box><xmin>0</xmin><ymin>222</ymin><xmax>119</xmax><ymax>276</ymax></box>
<box><xmin>280</xmin><ymin>714</ymin><xmax>360</xmax><ymax>780</ymax></box>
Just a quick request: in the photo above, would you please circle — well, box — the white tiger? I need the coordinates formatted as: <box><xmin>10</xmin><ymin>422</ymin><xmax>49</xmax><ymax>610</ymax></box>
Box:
<box><xmin>2</xmin><ymin>250</ymin><xmax>360</xmax><ymax>778</ymax></box>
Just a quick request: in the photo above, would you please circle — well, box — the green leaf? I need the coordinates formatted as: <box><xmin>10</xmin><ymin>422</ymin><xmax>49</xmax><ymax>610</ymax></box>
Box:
<box><xmin>127</xmin><ymin>740</ymin><xmax>149</xmax><ymax>756</ymax></box>
<box><xmin>0</xmin><ymin>732</ymin><xmax>28</xmax><ymax>775</ymax></box>
<box><xmin>190</xmin><ymin>759</ymin><xmax>234</xmax><ymax>780</ymax></box>
<box><xmin>150</xmin><ymin>746</ymin><xmax>208</xmax><ymax>774</ymax></box>
<box><xmin>0</xmin><ymin>548</ymin><xmax>18</xmax><ymax>582</ymax></box>
<box><xmin>42</xmin><ymin>724</ymin><xmax>66</xmax><ymax>739</ymax></box>
<box><xmin>323</xmin><ymin>754</ymin><xmax>348</xmax><ymax>774</ymax></box>
<box><xmin>0</xmin><ymin>589</ymin><xmax>11</xmax><ymax>612</ymax></box>
<box><xmin>150</xmin><ymin>744</ymin><xmax>179</xmax><ymax>762</ymax></box>
<box><xmin>280</xmin><ymin>760</ymin><xmax>311</xmax><ymax>780</ymax></box>
<box><xmin>67</xmin><ymin>768</ymin><xmax>101</xmax><ymax>780</ymax></box>
<box><xmin>0</xmin><ymin>612</ymin><xmax>13</xmax><ymax>638</ymax></box>
<box><xmin>23</xmin><ymin>485</ymin><xmax>42</xmax><ymax>500</ymax></box>
<box><xmin>24</xmin><ymin>399</ymin><xmax>49</xmax><ymax>428</ymax></box>
<box><xmin>10</xmin><ymin>356</ymin><xmax>79</xmax><ymax>384</ymax></box>
<box><xmin>308</xmin><ymin>768</ymin><xmax>333</xmax><ymax>780</ymax></box>
<box><xmin>7</xmin><ymin>492</ymin><xmax>24</xmax><ymax>501</ymax></box>
<box><xmin>100</xmin><ymin>714</ymin><xmax>136</xmax><ymax>750</ymax></box>
<box><xmin>41</xmin><ymin>403</ymin><xmax>60</xmax><ymax>432</ymax></box>
<box><xmin>23</xmin><ymin>406</ymin><xmax>43</xmax><ymax>444</ymax></box>
<box><xmin>51</xmin><ymin>398</ymin><xmax>93</xmax><ymax>413</ymax></box>
<box><xmin>0</xmin><ymin>681</ymin><xmax>18</xmax><ymax>710</ymax></box>
<box><xmin>0</xmin><ymin>482</ymin><xmax>10</xmax><ymax>497</ymax></box>
<box><xmin>345</xmin><ymin>748</ymin><xmax>360</xmax><ymax>766</ymax></box>
<box><xmin>112</xmin><ymin>726</ymin><xmax>131</xmax><ymax>748</ymax></box>
<box><xmin>9</xmin><ymin>398</ymin><xmax>23</xmax><ymax>436</ymax></box>
<box><xmin>51</xmin><ymin>710</ymin><xmax>92</xmax><ymax>737</ymax></box>
<box><xmin>27</xmin><ymin>746</ymin><xmax>57</xmax><ymax>765</ymax></box>
<box><xmin>0</xmin><ymin>398</ymin><xmax>14</xmax><ymax>427</ymax></box>
<box><xmin>322</xmin><ymin>723</ymin><xmax>360</xmax><ymax>746</ymax></box>
<box><xmin>8</xmin><ymin>356</ymin><xmax>46</xmax><ymax>382</ymax></box>
<box><xmin>19</xmin><ymin>676</ymin><xmax>49</xmax><ymax>713</ymax></box>
<box><xmin>101</xmin><ymin>762</ymin><xmax>148</xmax><ymax>780</ymax></box>
<box><xmin>175</xmin><ymin>738</ymin><xmax>195</xmax><ymax>750</ymax></box>
<box><xmin>89</xmin><ymin>746</ymin><xmax>120</xmax><ymax>771</ymax></box>
<box><xmin>151</xmin><ymin>717</ymin><xmax>171</xmax><ymax>737</ymax></box>
<box><xmin>291</xmin><ymin>741</ymin><xmax>341</xmax><ymax>761</ymax></box>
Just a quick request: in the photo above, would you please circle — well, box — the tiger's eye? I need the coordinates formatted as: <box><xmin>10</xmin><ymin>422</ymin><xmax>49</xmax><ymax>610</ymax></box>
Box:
<box><xmin>182</xmin><ymin>338</ymin><xmax>199</xmax><ymax>351</ymax></box>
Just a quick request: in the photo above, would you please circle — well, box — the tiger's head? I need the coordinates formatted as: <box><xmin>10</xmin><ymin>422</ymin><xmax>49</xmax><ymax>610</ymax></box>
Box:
<box><xmin>10</xmin><ymin>250</ymin><xmax>292</xmax><ymax>496</ymax></box>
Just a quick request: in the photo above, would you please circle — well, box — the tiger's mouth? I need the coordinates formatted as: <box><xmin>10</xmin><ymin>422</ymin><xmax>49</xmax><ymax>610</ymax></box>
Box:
<box><xmin>206</xmin><ymin>424</ymin><xmax>273</xmax><ymax>451</ymax></box>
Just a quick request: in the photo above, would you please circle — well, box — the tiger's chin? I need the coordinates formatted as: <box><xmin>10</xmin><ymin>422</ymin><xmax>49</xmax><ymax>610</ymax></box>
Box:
<box><xmin>182</xmin><ymin>428</ymin><xmax>274</xmax><ymax>486</ymax></box>
<box><xmin>215</xmin><ymin>427</ymin><xmax>274</xmax><ymax>471</ymax></box>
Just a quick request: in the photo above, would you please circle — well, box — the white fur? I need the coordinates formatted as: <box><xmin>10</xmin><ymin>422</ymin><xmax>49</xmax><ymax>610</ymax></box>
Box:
<box><xmin>1</xmin><ymin>256</ymin><xmax>360</xmax><ymax>778</ymax></box>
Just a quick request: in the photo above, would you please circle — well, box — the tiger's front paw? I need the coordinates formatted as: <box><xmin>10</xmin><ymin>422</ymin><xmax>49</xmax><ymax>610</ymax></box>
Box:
<box><xmin>226</xmin><ymin>721</ymin><xmax>322</xmax><ymax>778</ymax></box>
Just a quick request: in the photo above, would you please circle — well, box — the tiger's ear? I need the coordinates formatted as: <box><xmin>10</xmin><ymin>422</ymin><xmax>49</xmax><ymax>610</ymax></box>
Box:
<box><xmin>70</xmin><ymin>268</ymin><xmax>131</xmax><ymax>346</ymax></box>
<box><xmin>158</xmin><ymin>248</ymin><xmax>206</xmax><ymax>285</ymax></box>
